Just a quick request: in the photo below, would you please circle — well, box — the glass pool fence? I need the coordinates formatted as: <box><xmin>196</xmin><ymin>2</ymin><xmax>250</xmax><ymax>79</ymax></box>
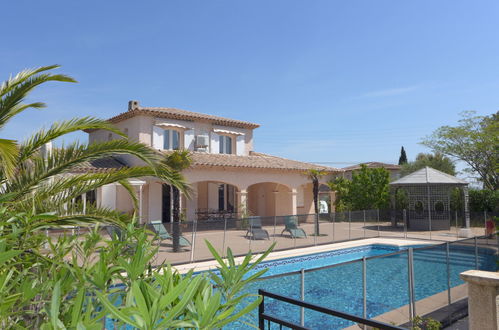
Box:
<box><xmin>46</xmin><ymin>209</ymin><xmax>497</xmax><ymax>267</ymax></box>
<box><xmin>255</xmin><ymin>234</ymin><xmax>498</xmax><ymax>329</ymax></box>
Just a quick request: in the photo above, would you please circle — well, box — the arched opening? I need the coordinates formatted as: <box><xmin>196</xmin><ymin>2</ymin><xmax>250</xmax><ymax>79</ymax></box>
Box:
<box><xmin>190</xmin><ymin>181</ymin><xmax>240</xmax><ymax>221</ymax></box>
<box><xmin>247</xmin><ymin>182</ymin><xmax>292</xmax><ymax>217</ymax></box>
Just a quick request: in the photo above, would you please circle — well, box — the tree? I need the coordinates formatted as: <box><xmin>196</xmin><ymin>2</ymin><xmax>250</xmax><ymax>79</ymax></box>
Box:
<box><xmin>304</xmin><ymin>169</ymin><xmax>327</xmax><ymax>235</ymax></box>
<box><xmin>398</xmin><ymin>146</ymin><xmax>408</xmax><ymax>165</ymax></box>
<box><xmin>0</xmin><ymin>65</ymin><xmax>75</xmax><ymax>178</ymax></box>
<box><xmin>164</xmin><ymin>150</ymin><xmax>192</xmax><ymax>252</ymax></box>
<box><xmin>329</xmin><ymin>165</ymin><xmax>390</xmax><ymax>211</ymax></box>
<box><xmin>0</xmin><ymin>66</ymin><xmax>270</xmax><ymax>327</ymax></box>
<box><xmin>0</xmin><ymin>65</ymin><xmax>187</xmax><ymax>228</ymax></box>
<box><xmin>421</xmin><ymin>111</ymin><xmax>498</xmax><ymax>190</ymax></box>
<box><xmin>400</xmin><ymin>152</ymin><xmax>456</xmax><ymax>177</ymax></box>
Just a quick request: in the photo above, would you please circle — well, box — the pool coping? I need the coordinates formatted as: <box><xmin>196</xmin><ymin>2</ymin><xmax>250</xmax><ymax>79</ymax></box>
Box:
<box><xmin>343</xmin><ymin>283</ymin><xmax>468</xmax><ymax>329</ymax></box>
<box><xmin>173</xmin><ymin>237</ymin><xmax>434</xmax><ymax>274</ymax></box>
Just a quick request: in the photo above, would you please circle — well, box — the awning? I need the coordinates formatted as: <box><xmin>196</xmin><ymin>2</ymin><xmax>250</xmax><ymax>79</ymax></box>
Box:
<box><xmin>213</xmin><ymin>128</ymin><xmax>244</xmax><ymax>136</ymax></box>
<box><xmin>154</xmin><ymin>122</ymin><xmax>192</xmax><ymax>130</ymax></box>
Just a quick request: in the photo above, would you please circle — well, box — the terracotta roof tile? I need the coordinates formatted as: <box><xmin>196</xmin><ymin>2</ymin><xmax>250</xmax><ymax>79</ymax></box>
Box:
<box><xmin>181</xmin><ymin>151</ymin><xmax>342</xmax><ymax>172</ymax></box>
<box><xmin>107</xmin><ymin>104</ymin><xmax>260</xmax><ymax>129</ymax></box>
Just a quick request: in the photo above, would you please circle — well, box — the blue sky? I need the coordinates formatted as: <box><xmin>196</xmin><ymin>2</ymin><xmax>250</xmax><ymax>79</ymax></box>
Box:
<box><xmin>2</xmin><ymin>1</ymin><xmax>498</xmax><ymax>170</ymax></box>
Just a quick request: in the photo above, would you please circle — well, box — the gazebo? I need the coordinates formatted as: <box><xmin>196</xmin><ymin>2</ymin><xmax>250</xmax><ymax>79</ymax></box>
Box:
<box><xmin>390</xmin><ymin>167</ymin><xmax>472</xmax><ymax>236</ymax></box>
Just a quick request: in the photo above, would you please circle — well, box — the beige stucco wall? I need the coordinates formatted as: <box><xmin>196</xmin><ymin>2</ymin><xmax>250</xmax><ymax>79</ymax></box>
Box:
<box><xmin>297</xmin><ymin>183</ymin><xmax>314</xmax><ymax>215</ymax></box>
<box><xmin>89</xmin><ymin>114</ymin><xmax>255</xmax><ymax>156</ymax></box>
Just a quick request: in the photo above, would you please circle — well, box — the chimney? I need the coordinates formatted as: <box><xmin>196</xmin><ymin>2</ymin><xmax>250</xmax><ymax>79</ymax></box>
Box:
<box><xmin>128</xmin><ymin>100</ymin><xmax>139</xmax><ymax>111</ymax></box>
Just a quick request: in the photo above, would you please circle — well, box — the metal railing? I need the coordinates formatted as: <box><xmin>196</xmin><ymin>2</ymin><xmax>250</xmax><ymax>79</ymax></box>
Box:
<box><xmin>45</xmin><ymin>209</ymin><xmax>497</xmax><ymax>267</ymax></box>
<box><xmin>251</xmin><ymin>232</ymin><xmax>497</xmax><ymax>329</ymax></box>
<box><xmin>258</xmin><ymin>289</ymin><xmax>404</xmax><ymax>330</ymax></box>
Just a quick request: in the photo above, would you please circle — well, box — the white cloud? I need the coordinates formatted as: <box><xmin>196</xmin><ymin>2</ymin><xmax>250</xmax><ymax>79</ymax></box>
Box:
<box><xmin>360</xmin><ymin>85</ymin><xmax>419</xmax><ymax>98</ymax></box>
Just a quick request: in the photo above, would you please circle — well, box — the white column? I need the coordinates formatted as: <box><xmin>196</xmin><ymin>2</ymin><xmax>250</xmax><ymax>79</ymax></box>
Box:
<box><xmin>101</xmin><ymin>184</ymin><xmax>117</xmax><ymax>209</ymax></box>
<box><xmin>82</xmin><ymin>193</ymin><xmax>87</xmax><ymax>214</ymax></box>
<box><xmin>237</xmin><ymin>189</ymin><xmax>248</xmax><ymax>218</ymax></box>
<box><xmin>291</xmin><ymin>188</ymin><xmax>298</xmax><ymax>215</ymax></box>
<box><xmin>459</xmin><ymin>186</ymin><xmax>473</xmax><ymax>237</ymax></box>
<box><xmin>138</xmin><ymin>185</ymin><xmax>143</xmax><ymax>223</ymax></box>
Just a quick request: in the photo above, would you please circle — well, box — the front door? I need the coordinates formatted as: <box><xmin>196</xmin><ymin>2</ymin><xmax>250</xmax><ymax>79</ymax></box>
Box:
<box><xmin>162</xmin><ymin>184</ymin><xmax>171</xmax><ymax>223</ymax></box>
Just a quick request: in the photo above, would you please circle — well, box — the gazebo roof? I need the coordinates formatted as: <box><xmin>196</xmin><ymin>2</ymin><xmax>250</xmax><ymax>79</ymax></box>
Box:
<box><xmin>390</xmin><ymin>167</ymin><xmax>468</xmax><ymax>186</ymax></box>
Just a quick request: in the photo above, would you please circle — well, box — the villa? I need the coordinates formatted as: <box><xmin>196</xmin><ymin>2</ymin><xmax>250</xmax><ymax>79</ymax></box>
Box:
<box><xmin>83</xmin><ymin>100</ymin><xmax>340</xmax><ymax>224</ymax></box>
<box><xmin>342</xmin><ymin>162</ymin><xmax>401</xmax><ymax>181</ymax></box>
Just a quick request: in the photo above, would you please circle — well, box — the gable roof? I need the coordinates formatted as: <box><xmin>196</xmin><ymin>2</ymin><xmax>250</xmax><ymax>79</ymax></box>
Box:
<box><xmin>106</xmin><ymin>101</ymin><xmax>260</xmax><ymax>129</ymax></box>
<box><xmin>172</xmin><ymin>151</ymin><xmax>341</xmax><ymax>172</ymax></box>
<box><xmin>390</xmin><ymin>166</ymin><xmax>468</xmax><ymax>186</ymax></box>
<box><xmin>343</xmin><ymin>162</ymin><xmax>401</xmax><ymax>171</ymax></box>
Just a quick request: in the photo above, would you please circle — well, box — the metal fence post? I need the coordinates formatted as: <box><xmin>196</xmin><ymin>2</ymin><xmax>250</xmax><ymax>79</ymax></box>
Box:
<box><xmin>446</xmin><ymin>242</ymin><xmax>451</xmax><ymax>306</ymax></box>
<box><xmin>403</xmin><ymin>209</ymin><xmax>407</xmax><ymax>239</ymax></box>
<box><xmin>332</xmin><ymin>212</ymin><xmax>335</xmax><ymax>243</ymax></box>
<box><xmin>222</xmin><ymin>217</ymin><xmax>228</xmax><ymax>258</ymax></box>
<box><xmin>474</xmin><ymin>236</ymin><xmax>479</xmax><ymax>270</ymax></box>
<box><xmin>189</xmin><ymin>220</ymin><xmax>197</xmax><ymax>263</ymax></box>
<box><xmin>314</xmin><ymin>214</ymin><xmax>318</xmax><ymax>246</ymax></box>
<box><xmin>362</xmin><ymin>257</ymin><xmax>367</xmax><ymax>330</ymax></box>
<box><xmin>248</xmin><ymin>218</ymin><xmax>253</xmax><ymax>252</ymax></box>
<box><xmin>455</xmin><ymin>210</ymin><xmax>458</xmax><ymax>238</ymax></box>
<box><xmin>273</xmin><ymin>215</ymin><xmax>277</xmax><ymax>242</ymax></box>
<box><xmin>484</xmin><ymin>210</ymin><xmax>488</xmax><ymax>245</ymax></box>
<box><xmin>377</xmin><ymin>209</ymin><xmax>380</xmax><ymax>238</ymax></box>
<box><xmin>363</xmin><ymin>210</ymin><xmax>366</xmax><ymax>238</ymax></box>
<box><xmin>349</xmin><ymin>211</ymin><xmax>351</xmax><ymax>240</ymax></box>
<box><xmin>407</xmin><ymin>248</ymin><xmax>416</xmax><ymax>322</ymax></box>
<box><xmin>258</xmin><ymin>290</ymin><xmax>265</xmax><ymax>329</ymax></box>
<box><xmin>300</xmin><ymin>269</ymin><xmax>305</xmax><ymax>326</ymax></box>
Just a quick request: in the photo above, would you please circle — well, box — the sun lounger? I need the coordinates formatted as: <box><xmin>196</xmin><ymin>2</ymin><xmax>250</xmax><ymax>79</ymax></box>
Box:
<box><xmin>148</xmin><ymin>221</ymin><xmax>191</xmax><ymax>247</ymax></box>
<box><xmin>105</xmin><ymin>225</ymin><xmax>125</xmax><ymax>241</ymax></box>
<box><xmin>245</xmin><ymin>216</ymin><xmax>270</xmax><ymax>240</ymax></box>
<box><xmin>281</xmin><ymin>215</ymin><xmax>307</xmax><ymax>238</ymax></box>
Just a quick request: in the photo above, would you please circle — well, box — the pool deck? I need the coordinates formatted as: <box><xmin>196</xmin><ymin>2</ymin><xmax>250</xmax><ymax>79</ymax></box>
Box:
<box><xmin>344</xmin><ymin>284</ymin><xmax>468</xmax><ymax>329</ymax></box>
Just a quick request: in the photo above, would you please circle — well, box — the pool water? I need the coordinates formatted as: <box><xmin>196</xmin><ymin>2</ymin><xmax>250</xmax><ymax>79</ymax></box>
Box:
<box><xmin>233</xmin><ymin>243</ymin><xmax>497</xmax><ymax>329</ymax></box>
<box><xmin>105</xmin><ymin>243</ymin><xmax>497</xmax><ymax>329</ymax></box>
<box><xmin>249</xmin><ymin>244</ymin><xmax>419</xmax><ymax>277</ymax></box>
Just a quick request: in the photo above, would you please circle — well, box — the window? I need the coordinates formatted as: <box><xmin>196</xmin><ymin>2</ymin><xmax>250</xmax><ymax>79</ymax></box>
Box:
<box><xmin>219</xmin><ymin>135</ymin><xmax>232</xmax><ymax>154</ymax></box>
<box><xmin>414</xmin><ymin>201</ymin><xmax>424</xmax><ymax>215</ymax></box>
<box><xmin>434</xmin><ymin>201</ymin><xmax>445</xmax><ymax>214</ymax></box>
<box><xmin>163</xmin><ymin>129</ymin><xmax>180</xmax><ymax>150</ymax></box>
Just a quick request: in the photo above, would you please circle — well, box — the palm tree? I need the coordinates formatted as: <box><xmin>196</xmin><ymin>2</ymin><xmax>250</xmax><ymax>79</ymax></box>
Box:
<box><xmin>0</xmin><ymin>65</ymin><xmax>188</xmax><ymax>230</ymax></box>
<box><xmin>0</xmin><ymin>65</ymin><xmax>75</xmax><ymax>178</ymax></box>
<box><xmin>164</xmin><ymin>150</ymin><xmax>192</xmax><ymax>252</ymax></box>
<box><xmin>305</xmin><ymin>169</ymin><xmax>327</xmax><ymax>236</ymax></box>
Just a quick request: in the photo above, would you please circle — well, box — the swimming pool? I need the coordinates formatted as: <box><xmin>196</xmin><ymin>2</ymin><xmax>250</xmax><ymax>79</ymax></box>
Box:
<box><xmin>233</xmin><ymin>243</ymin><xmax>497</xmax><ymax>329</ymax></box>
<box><xmin>104</xmin><ymin>242</ymin><xmax>497</xmax><ymax>329</ymax></box>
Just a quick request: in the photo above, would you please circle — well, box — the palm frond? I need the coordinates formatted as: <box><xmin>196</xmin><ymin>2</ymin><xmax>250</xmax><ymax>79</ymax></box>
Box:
<box><xmin>0</xmin><ymin>65</ymin><xmax>76</xmax><ymax>129</ymax></box>
<box><xmin>19</xmin><ymin>117</ymin><xmax>125</xmax><ymax>161</ymax></box>
<box><xmin>0</xmin><ymin>138</ymin><xmax>18</xmax><ymax>178</ymax></box>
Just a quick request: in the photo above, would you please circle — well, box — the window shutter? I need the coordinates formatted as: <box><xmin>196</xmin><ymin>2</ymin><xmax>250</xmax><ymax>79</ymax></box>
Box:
<box><xmin>184</xmin><ymin>129</ymin><xmax>195</xmax><ymax>150</ymax></box>
<box><xmin>210</xmin><ymin>132</ymin><xmax>220</xmax><ymax>154</ymax></box>
<box><xmin>236</xmin><ymin>135</ymin><xmax>245</xmax><ymax>156</ymax></box>
<box><xmin>152</xmin><ymin>126</ymin><xmax>164</xmax><ymax>149</ymax></box>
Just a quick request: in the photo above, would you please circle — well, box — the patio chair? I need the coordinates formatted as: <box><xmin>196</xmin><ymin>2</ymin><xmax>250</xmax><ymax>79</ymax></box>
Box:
<box><xmin>105</xmin><ymin>225</ymin><xmax>137</xmax><ymax>252</ymax></box>
<box><xmin>105</xmin><ymin>225</ymin><xmax>125</xmax><ymax>241</ymax></box>
<box><xmin>281</xmin><ymin>215</ymin><xmax>307</xmax><ymax>238</ymax></box>
<box><xmin>245</xmin><ymin>216</ymin><xmax>270</xmax><ymax>240</ymax></box>
<box><xmin>148</xmin><ymin>221</ymin><xmax>191</xmax><ymax>247</ymax></box>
